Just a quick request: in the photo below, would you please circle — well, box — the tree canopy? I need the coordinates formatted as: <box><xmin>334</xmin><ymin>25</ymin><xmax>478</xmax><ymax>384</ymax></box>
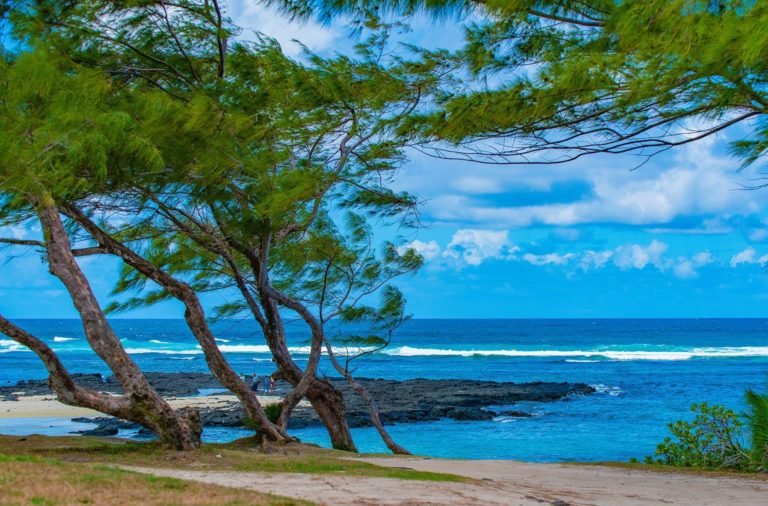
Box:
<box><xmin>0</xmin><ymin>0</ymin><xmax>439</xmax><ymax>453</ymax></box>
<box><xmin>281</xmin><ymin>0</ymin><xmax>768</xmax><ymax>168</ymax></box>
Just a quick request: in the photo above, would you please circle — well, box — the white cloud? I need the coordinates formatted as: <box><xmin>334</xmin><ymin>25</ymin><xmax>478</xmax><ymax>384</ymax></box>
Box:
<box><xmin>647</xmin><ymin>217</ymin><xmax>734</xmax><ymax>235</ymax></box>
<box><xmin>398</xmin><ymin>240</ymin><xmax>441</xmax><ymax>261</ymax></box>
<box><xmin>403</xmin><ymin>228</ymin><xmax>750</xmax><ymax>280</ymax></box>
<box><xmin>673</xmin><ymin>260</ymin><xmax>697</xmax><ymax>279</ymax></box>
<box><xmin>451</xmin><ymin>177</ymin><xmax>504</xmax><ymax>194</ymax></box>
<box><xmin>749</xmin><ymin>229</ymin><xmax>768</xmax><ymax>242</ymax></box>
<box><xmin>399</xmin><ymin>126</ymin><xmax>767</xmax><ymax>229</ymax></box>
<box><xmin>522</xmin><ymin>252</ymin><xmax>576</xmax><ymax>266</ymax></box>
<box><xmin>672</xmin><ymin>251</ymin><xmax>713</xmax><ymax>279</ymax></box>
<box><xmin>228</xmin><ymin>2</ymin><xmax>343</xmax><ymax>57</ymax></box>
<box><xmin>692</xmin><ymin>251</ymin><xmax>714</xmax><ymax>265</ymax></box>
<box><xmin>443</xmin><ymin>229</ymin><xmax>518</xmax><ymax>266</ymax></box>
<box><xmin>579</xmin><ymin>250</ymin><xmax>613</xmax><ymax>271</ymax></box>
<box><xmin>731</xmin><ymin>247</ymin><xmax>757</xmax><ymax>267</ymax></box>
<box><xmin>730</xmin><ymin>247</ymin><xmax>768</xmax><ymax>267</ymax></box>
<box><xmin>613</xmin><ymin>240</ymin><xmax>668</xmax><ymax>270</ymax></box>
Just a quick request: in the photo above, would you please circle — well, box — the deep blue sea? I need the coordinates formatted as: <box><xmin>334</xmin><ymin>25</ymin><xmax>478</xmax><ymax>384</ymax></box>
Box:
<box><xmin>2</xmin><ymin>318</ymin><xmax>767</xmax><ymax>462</ymax></box>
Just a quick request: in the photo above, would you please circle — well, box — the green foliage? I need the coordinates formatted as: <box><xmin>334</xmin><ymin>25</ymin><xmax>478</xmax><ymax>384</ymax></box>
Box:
<box><xmin>0</xmin><ymin>1</ymin><xmax>440</xmax><ymax>385</ymax></box>
<box><xmin>650</xmin><ymin>402</ymin><xmax>750</xmax><ymax>470</ymax></box>
<box><xmin>649</xmin><ymin>388</ymin><xmax>768</xmax><ymax>472</ymax></box>
<box><xmin>291</xmin><ymin>0</ymin><xmax>768</xmax><ymax>167</ymax></box>
<box><xmin>745</xmin><ymin>388</ymin><xmax>768</xmax><ymax>471</ymax></box>
<box><xmin>264</xmin><ymin>403</ymin><xmax>283</xmax><ymax>424</ymax></box>
<box><xmin>0</xmin><ymin>49</ymin><xmax>162</xmax><ymax>207</ymax></box>
<box><xmin>243</xmin><ymin>403</ymin><xmax>281</xmax><ymax>431</ymax></box>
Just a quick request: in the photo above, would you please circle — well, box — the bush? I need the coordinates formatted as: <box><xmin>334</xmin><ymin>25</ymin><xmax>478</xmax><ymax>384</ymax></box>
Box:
<box><xmin>649</xmin><ymin>402</ymin><xmax>750</xmax><ymax>470</ymax></box>
<box><xmin>745</xmin><ymin>389</ymin><xmax>768</xmax><ymax>471</ymax></box>
<box><xmin>263</xmin><ymin>402</ymin><xmax>282</xmax><ymax>423</ymax></box>
<box><xmin>242</xmin><ymin>402</ymin><xmax>283</xmax><ymax>432</ymax></box>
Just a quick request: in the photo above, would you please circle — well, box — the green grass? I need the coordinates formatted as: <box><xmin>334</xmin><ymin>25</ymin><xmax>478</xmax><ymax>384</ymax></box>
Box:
<box><xmin>582</xmin><ymin>460</ymin><xmax>768</xmax><ymax>480</ymax></box>
<box><xmin>0</xmin><ymin>450</ymin><xmax>312</xmax><ymax>505</ymax></box>
<box><xmin>233</xmin><ymin>455</ymin><xmax>467</xmax><ymax>481</ymax></box>
<box><xmin>0</xmin><ymin>435</ymin><xmax>468</xmax><ymax>483</ymax></box>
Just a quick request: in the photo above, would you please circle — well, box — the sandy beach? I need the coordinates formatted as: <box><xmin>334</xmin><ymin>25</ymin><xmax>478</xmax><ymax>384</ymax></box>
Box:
<box><xmin>0</xmin><ymin>393</ymin><xmax>284</xmax><ymax>419</ymax></box>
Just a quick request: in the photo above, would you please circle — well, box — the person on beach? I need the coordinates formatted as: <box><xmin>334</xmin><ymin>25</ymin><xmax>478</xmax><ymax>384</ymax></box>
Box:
<box><xmin>269</xmin><ymin>376</ymin><xmax>276</xmax><ymax>393</ymax></box>
<box><xmin>251</xmin><ymin>375</ymin><xmax>260</xmax><ymax>393</ymax></box>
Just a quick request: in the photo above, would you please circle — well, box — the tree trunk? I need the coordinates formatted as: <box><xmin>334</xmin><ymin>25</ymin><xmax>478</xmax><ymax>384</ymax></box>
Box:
<box><xmin>227</xmin><ymin>253</ymin><xmax>357</xmax><ymax>450</ymax></box>
<box><xmin>37</xmin><ymin>204</ymin><xmax>201</xmax><ymax>450</ymax></box>
<box><xmin>323</xmin><ymin>339</ymin><xmax>410</xmax><ymax>455</ymax></box>
<box><xmin>62</xmin><ymin>204</ymin><xmax>290</xmax><ymax>443</ymax></box>
<box><xmin>258</xmin><ymin>297</ymin><xmax>357</xmax><ymax>451</ymax></box>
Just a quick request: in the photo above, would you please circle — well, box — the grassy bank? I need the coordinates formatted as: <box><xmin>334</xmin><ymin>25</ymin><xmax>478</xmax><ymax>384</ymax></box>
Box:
<box><xmin>0</xmin><ymin>453</ymin><xmax>307</xmax><ymax>505</ymax></box>
<box><xmin>0</xmin><ymin>435</ymin><xmax>467</xmax><ymax>505</ymax></box>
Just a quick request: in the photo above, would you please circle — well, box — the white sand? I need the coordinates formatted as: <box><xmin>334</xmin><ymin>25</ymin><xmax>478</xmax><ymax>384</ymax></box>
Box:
<box><xmin>0</xmin><ymin>393</ymin><xmax>286</xmax><ymax>419</ymax></box>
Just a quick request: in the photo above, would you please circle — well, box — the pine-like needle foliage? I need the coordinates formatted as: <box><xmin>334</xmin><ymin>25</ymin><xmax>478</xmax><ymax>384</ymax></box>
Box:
<box><xmin>281</xmin><ymin>0</ymin><xmax>768</xmax><ymax>168</ymax></box>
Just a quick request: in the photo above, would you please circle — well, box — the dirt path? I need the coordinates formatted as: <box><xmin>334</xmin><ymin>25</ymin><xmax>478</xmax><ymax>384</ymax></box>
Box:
<box><xmin>356</xmin><ymin>457</ymin><xmax>768</xmax><ymax>505</ymax></box>
<box><xmin>120</xmin><ymin>465</ymin><xmax>560</xmax><ymax>505</ymax></box>
<box><xmin>121</xmin><ymin>458</ymin><xmax>768</xmax><ymax>506</ymax></box>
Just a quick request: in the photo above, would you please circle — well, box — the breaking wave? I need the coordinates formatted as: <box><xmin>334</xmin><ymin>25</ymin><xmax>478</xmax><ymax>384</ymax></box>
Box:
<box><xmin>0</xmin><ymin>339</ymin><xmax>27</xmax><ymax>353</ymax></box>
<box><xmin>53</xmin><ymin>336</ymin><xmax>76</xmax><ymax>342</ymax></box>
<box><xmin>381</xmin><ymin>345</ymin><xmax>768</xmax><ymax>361</ymax></box>
<box><xmin>124</xmin><ymin>348</ymin><xmax>202</xmax><ymax>355</ymax></box>
<box><xmin>123</xmin><ymin>343</ymin><xmax>376</xmax><ymax>356</ymax></box>
<box><xmin>590</xmin><ymin>384</ymin><xmax>623</xmax><ymax>396</ymax></box>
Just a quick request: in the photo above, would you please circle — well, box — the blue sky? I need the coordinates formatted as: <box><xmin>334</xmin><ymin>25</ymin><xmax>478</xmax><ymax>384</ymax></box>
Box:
<box><xmin>3</xmin><ymin>3</ymin><xmax>768</xmax><ymax>318</ymax></box>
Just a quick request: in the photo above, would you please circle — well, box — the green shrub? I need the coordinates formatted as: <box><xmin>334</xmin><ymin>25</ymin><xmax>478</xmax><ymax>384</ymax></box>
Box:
<box><xmin>649</xmin><ymin>402</ymin><xmax>750</xmax><ymax>470</ymax></box>
<box><xmin>242</xmin><ymin>402</ymin><xmax>283</xmax><ymax>432</ymax></box>
<box><xmin>263</xmin><ymin>402</ymin><xmax>282</xmax><ymax>423</ymax></box>
<box><xmin>745</xmin><ymin>388</ymin><xmax>768</xmax><ymax>471</ymax></box>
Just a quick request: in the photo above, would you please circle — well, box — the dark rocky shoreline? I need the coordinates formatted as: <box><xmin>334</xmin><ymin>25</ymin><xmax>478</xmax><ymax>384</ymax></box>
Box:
<box><xmin>1</xmin><ymin>373</ymin><xmax>595</xmax><ymax>435</ymax></box>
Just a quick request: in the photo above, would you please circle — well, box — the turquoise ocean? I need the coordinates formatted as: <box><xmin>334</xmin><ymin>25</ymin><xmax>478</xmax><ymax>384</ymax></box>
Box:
<box><xmin>1</xmin><ymin>318</ymin><xmax>767</xmax><ymax>462</ymax></box>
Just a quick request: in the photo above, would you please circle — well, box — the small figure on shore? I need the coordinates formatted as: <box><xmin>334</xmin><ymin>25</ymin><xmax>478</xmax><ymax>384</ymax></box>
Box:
<box><xmin>263</xmin><ymin>375</ymin><xmax>270</xmax><ymax>392</ymax></box>
<box><xmin>269</xmin><ymin>375</ymin><xmax>276</xmax><ymax>393</ymax></box>
<box><xmin>251</xmin><ymin>375</ymin><xmax>260</xmax><ymax>393</ymax></box>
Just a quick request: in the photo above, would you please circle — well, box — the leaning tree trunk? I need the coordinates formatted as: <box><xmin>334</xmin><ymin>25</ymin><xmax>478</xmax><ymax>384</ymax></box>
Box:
<box><xmin>37</xmin><ymin>204</ymin><xmax>201</xmax><ymax>450</ymax></box>
<box><xmin>63</xmin><ymin>204</ymin><xmax>290</xmax><ymax>443</ymax></box>
<box><xmin>323</xmin><ymin>340</ymin><xmax>410</xmax><ymax>455</ymax></box>
<box><xmin>227</xmin><ymin>251</ymin><xmax>357</xmax><ymax>451</ymax></box>
<box><xmin>255</xmin><ymin>282</ymin><xmax>357</xmax><ymax>451</ymax></box>
<box><xmin>0</xmin><ymin>315</ymin><xmax>199</xmax><ymax>432</ymax></box>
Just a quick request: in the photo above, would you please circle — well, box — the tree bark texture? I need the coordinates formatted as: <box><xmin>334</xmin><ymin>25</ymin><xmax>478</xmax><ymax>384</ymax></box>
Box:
<box><xmin>37</xmin><ymin>204</ymin><xmax>201</xmax><ymax>450</ymax></box>
<box><xmin>62</xmin><ymin>204</ymin><xmax>289</xmax><ymax>443</ymax></box>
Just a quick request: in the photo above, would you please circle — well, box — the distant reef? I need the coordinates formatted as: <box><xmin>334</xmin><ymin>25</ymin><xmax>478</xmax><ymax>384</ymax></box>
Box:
<box><xmin>1</xmin><ymin>373</ymin><xmax>595</xmax><ymax>433</ymax></box>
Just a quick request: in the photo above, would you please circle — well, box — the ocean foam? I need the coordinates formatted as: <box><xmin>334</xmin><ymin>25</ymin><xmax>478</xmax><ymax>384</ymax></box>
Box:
<box><xmin>218</xmin><ymin>344</ymin><xmax>273</xmax><ymax>354</ymax></box>
<box><xmin>124</xmin><ymin>348</ymin><xmax>203</xmax><ymax>355</ymax></box>
<box><xmin>53</xmin><ymin>336</ymin><xmax>76</xmax><ymax>342</ymax></box>
<box><xmin>590</xmin><ymin>384</ymin><xmax>623</xmax><ymax>396</ymax></box>
<box><xmin>382</xmin><ymin>345</ymin><xmax>768</xmax><ymax>361</ymax></box>
<box><xmin>148</xmin><ymin>339</ymin><xmax>170</xmax><ymax>344</ymax></box>
<box><xmin>0</xmin><ymin>339</ymin><xmax>27</xmax><ymax>353</ymax></box>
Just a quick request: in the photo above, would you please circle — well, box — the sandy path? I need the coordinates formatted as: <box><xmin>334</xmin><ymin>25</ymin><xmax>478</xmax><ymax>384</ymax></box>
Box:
<box><xmin>355</xmin><ymin>457</ymin><xmax>768</xmax><ymax>505</ymax></box>
<box><xmin>120</xmin><ymin>465</ymin><xmax>546</xmax><ymax>505</ymax></box>
<box><xmin>121</xmin><ymin>458</ymin><xmax>768</xmax><ymax>506</ymax></box>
